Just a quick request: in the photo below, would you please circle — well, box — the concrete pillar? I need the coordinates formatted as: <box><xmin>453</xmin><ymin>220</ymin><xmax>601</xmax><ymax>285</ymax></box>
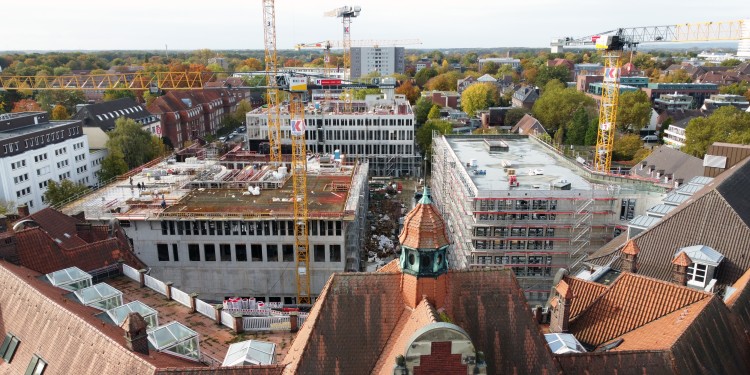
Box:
<box><xmin>138</xmin><ymin>269</ymin><xmax>146</xmax><ymax>288</ymax></box>
<box><xmin>289</xmin><ymin>311</ymin><xmax>299</xmax><ymax>333</ymax></box>
<box><xmin>165</xmin><ymin>282</ymin><xmax>173</xmax><ymax>300</ymax></box>
<box><xmin>214</xmin><ymin>305</ymin><xmax>223</xmax><ymax>326</ymax></box>
<box><xmin>233</xmin><ymin>313</ymin><xmax>243</xmax><ymax>334</ymax></box>
<box><xmin>189</xmin><ymin>293</ymin><xmax>198</xmax><ymax>313</ymax></box>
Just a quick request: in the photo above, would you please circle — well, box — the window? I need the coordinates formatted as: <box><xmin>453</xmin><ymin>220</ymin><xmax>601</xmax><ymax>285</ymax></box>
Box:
<box><xmin>330</xmin><ymin>244</ymin><xmax>342</xmax><ymax>262</ymax></box>
<box><xmin>687</xmin><ymin>262</ymin><xmax>708</xmax><ymax>285</ymax></box>
<box><xmin>314</xmin><ymin>245</ymin><xmax>326</xmax><ymax>262</ymax></box>
<box><xmin>220</xmin><ymin>244</ymin><xmax>232</xmax><ymax>261</ymax></box>
<box><xmin>266</xmin><ymin>245</ymin><xmax>278</xmax><ymax>262</ymax></box>
<box><xmin>24</xmin><ymin>354</ymin><xmax>47</xmax><ymax>375</ymax></box>
<box><xmin>157</xmin><ymin>244</ymin><xmax>169</xmax><ymax>261</ymax></box>
<box><xmin>172</xmin><ymin>244</ymin><xmax>179</xmax><ymax>262</ymax></box>
<box><xmin>1</xmin><ymin>333</ymin><xmax>20</xmax><ymax>363</ymax></box>
<box><xmin>251</xmin><ymin>244</ymin><xmax>263</xmax><ymax>261</ymax></box>
<box><xmin>188</xmin><ymin>244</ymin><xmax>200</xmax><ymax>261</ymax></box>
<box><xmin>282</xmin><ymin>244</ymin><xmax>294</xmax><ymax>262</ymax></box>
<box><xmin>204</xmin><ymin>244</ymin><xmax>216</xmax><ymax>261</ymax></box>
<box><xmin>235</xmin><ymin>244</ymin><xmax>248</xmax><ymax>261</ymax></box>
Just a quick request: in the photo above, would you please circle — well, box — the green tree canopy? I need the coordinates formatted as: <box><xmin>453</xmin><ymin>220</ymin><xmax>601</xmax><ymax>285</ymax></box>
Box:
<box><xmin>534</xmin><ymin>65</ymin><xmax>572</xmax><ymax>88</ymax></box>
<box><xmin>460</xmin><ymin>83</ymin><xmax>499</xmax><ymax>117</ymax></box>
<box><xmin>351</xmin><ymin>88</ymin><xmax>381</xmax><ymax>100</ymax></box>
<box><xmin>428</xmin><ymin>105</ymin><xmax>441</xmax><ymax>120</ymax></box>
<box><xmin>719</xmin><ymin>82</ymin><xmax>750</xmax><ymax>100</ymax></box>
<box><xmin>415</xmin><ymin>67</ymin><xmax>438</xmax><ymax>87</ymax></box>
<box><xmin>612</xmin><ymin>133</ymin><xmax>643</xmax><ymax>161</ymax></box>
<box><xmin>565</xmin><ymin>107</ymin><xmax>590</xmax><ymax>145</ymax></box>
<box><xmin>504</xmin><ymin>108</ymin><xmax>528</xmax><ymax>128</ymax></box>
<box><xmin>103</xmin><ymin>87</ymin><xmax>136</xmax><ymax>102</ymax></box>
<box><xmin>585</xmin><ymin>117</ymin><xmax>599</xmax><ymax>146</ymax></box>
<box><xmin>414</xmin><ymin>97</ymin><xmax>433</xmax><ymax>125</ymax></box>
<box><xmin>617</xmin><ymin>90</ymin><xmax>652</xmax><ymax>132</ymax></box>
<box><xmin>233</xmin><ymin>99</ymin><xmax>253</xmax><ymax>123</ymax></box>
<box><xmin>416</xmin><ymin>119</ymin><xmax>453</xmax><ymax>157</ymax></box>
<box><xmin>480</xmin><ymin>61</ymin><xmax>499</xmax><ymax>75</ymax></box>
<box><xmin>98</xmin><ymin>149</ymin><xmax>129</xmax><ymax>182</ymax></box>
<box><xmin>107</xmin><ymin>117</ymin><xmax>166</xmax><ymax>170</ymax></box>
<box><xmin>683</xmin><ymin>106</ymin><xmax>750</xmax><ymax>157</ymax></box>
<box><xmin>720</xmin><ymin>58</ymin><xmax>742</xmax><ymax>67</ymax></box>
<box><xmin>425</xmin><ymin>71</ymin><xmax>462</xmax><ymax>92</ymax></box>
<box><xmin>43</xmin><ymin>179</ymin><xmax>89</xmax><ymax>207</ymax></box>
<box><xmin>51</xmin><ymin>104</ymin><xmax>69</xmax><ymax>120</ymax></box>
<box><xmin>532</xmin><ymin>80</ymin><xmax>595</xmax><ymax>134</ymax></box>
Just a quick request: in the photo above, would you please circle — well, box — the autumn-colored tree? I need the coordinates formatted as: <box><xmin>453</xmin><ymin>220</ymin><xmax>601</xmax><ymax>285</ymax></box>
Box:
<box><xmin>241</xmin><ymin>58</ymin><xmax>263</xmax><ymax>71</ymax></box>
<box><xmin>51</xmin><ymin>104</ymin><xmax>69</xmax><ymax>120</ymax></box>
<box><xmin>233</xmin><ymin>100</ymin><xmax>253</xmax><ymax>123</ymax></box>
<box><xmin>658</xmin><ymin>69</ymin><xmax>693</xmax><ymax>83</ymax></box>
<box><xmin>460</xmin><ymin>83</ymin><xmax>499</xmax><ymax>117</ymax></box>
<box><xmin>532</xmin><ymin>80</ymin><xmax>595</xmax><ymax>134</ymax></box>
<box><xmin>283</xmin><ymin>58</ymin><xmax>303</xmax><ymax>67</ymax></box>
<box><xmin>395</xmin><ymin>80</ymin><xmax>421</xmax><ymax>104</ymax></box>
<box><xmin>11</xmin><ymin>99</ymin><xmax>42</xmax><ymax>113</ymax></box>
<box><xmin>684</xmin><ymin>106</ymin><xmax>750</xmax><ymax>157</ymax></box>
<box><xmin>425</xmin><ymin>71</ymin><xmax>462</xmax><ymax>92</ymax></box>
<box><xmin>415</xmin><ymin>67</ymin><xmax>438</xmax><ymax>87</ymax></box>
<box><xmin>427</xmin><ymin>105</ymin><xmax>441</xmax><ymax>120</ymax></box>
<box><xmin>616</xmin><ymin>90</ymin><xmax>652</xmax><ymax>132</ymax></box>
<box><xmin>612</xmin><ymin>133</ymin><xmax>644</xmax><ymax>161</ymax></box>
<box><xmin>480</xmin><ymin>61</ymin><xmax>499</xmax><ymax>75</ymax></box>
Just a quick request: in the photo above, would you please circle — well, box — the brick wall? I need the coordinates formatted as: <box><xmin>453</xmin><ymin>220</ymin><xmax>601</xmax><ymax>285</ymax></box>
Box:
<box><xmin>413</xmin><ymin>341</ymin><xmax>468</xmax><ymax>375</ymax></box>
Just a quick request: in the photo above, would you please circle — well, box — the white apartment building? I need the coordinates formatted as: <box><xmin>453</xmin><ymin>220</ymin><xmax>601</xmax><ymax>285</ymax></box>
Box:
<box><xmin>478</xmin><ymin>58</ymin><xmax>521</xmax><ymax>71</ymax></box>
<box><xmin>0</xmin><ymin>112</ymin><xmax>97</xmax><ymax>213</ymax></box>
<box><xmin>663</xmin><ymin>123</ymin><xmax>688</xmax><ymax>150</ymax></box>
<box><xmin>247</xmin><ymin>93</ymin><xmax>421</xmax><ymax>177</ymax></box>
<box><xmin>350</xmin><ymin>47</ymin><xmax>405</xmax><ymax>79</ymax></box>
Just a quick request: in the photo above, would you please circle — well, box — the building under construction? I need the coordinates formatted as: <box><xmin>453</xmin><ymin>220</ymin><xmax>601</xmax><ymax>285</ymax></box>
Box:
<box><xmin>430</xmin><ymin>134</ymin><xmax>667</xmax><ymax>305</ymax></box>
<box><xmin>246</xmin><ymin>90</ymin><xmax>421</xmax><ymax>177</ymax></box>
<box><xmin>61</xmin><ymin>146</ymin><xmax>369</xmax><ymax>303</ymax></box>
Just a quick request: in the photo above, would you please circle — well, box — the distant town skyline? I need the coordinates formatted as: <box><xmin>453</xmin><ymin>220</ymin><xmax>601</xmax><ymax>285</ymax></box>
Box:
<box><xmin>3</xmin><ymin>0</ymin><xmax>748</xmax><ymax>51</ymax></box>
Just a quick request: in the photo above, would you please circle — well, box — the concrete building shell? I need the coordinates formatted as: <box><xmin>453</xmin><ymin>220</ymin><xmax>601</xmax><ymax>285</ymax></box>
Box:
<box><xmin>60</xmin><ymin>155</ymin><xmax>370</xmax><ymax>303</ymax></box>
<box><xmin>430</xmin><ymin>135</ymin><xmax>666</xmax><ymax>305</ymax></box>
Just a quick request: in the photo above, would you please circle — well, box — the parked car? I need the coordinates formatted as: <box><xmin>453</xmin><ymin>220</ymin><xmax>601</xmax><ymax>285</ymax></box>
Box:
<box><xmin>642</xmin><ymin>135</ymin><xmax>658</xmax><ymax>142</ymax></box>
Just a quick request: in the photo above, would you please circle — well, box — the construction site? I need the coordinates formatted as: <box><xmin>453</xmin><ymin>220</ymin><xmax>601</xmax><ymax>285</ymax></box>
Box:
<box><xmin>61</xmin><ymin>145</ymin><xmax>369</xmax><ymax>303</ymax></box>
<box><xmin>430</xmin><ymin>134</ymin><xmax>667</xmax><ymax>305</ymax></box>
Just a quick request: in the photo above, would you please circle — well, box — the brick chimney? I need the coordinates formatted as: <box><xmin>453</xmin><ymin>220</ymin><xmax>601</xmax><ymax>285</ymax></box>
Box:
<box><xmin>121</xmin><ymin>312</ymin><xmax>149</xmax><ymax>355</ymax></box>
<box><xmin>621</xmin><ymin>240</ymin><xmax>640</xmax><ymax>273</ymax></box>
<box><xmin>549</xmin><ymin>280</ymin><xmax>573</xmax><ymax>333</ymax></box>
<box><xmin>289</xmin><ymin>311</ymin><xmax>299</xmax><ymax>333</ymax></box>
<box><xmin>17</xmin><ymin>204</ymin><xmax>29</xmax><ymax>218</ymax></box>
<box><xmin>671</xmin><ymin>252</ymin><xmax>691</xmax><ymax>286</ymax></box>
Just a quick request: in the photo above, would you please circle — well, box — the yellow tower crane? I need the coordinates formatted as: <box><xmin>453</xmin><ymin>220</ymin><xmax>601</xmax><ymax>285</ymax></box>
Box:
<box><xmin>325</xmin><ymin>5</ymin><xmax>361</xmax><ymax>113</ymax></box>
<box><xmin>262</xmin><ymin>0</ymin><xmax>312</xmax><ymax>304</ymax></box>
<box><xmin>552</xmin><ymin>19</ymin><xmax>747</xmax><ymax>173</ymax></box>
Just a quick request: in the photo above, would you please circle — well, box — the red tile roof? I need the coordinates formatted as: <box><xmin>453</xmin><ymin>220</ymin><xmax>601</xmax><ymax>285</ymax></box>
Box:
<box><xmin>398</xmin><ymin>198</ymin><xmax>449</xmax><ymax>250</ymax></box>
<box><xmin>569</xmin><ymin>273</ymin><xmax>711</xmax><ymax>347</ymax></box>
<box><xmin>562</xmin><ymin>276</ymin><xmax>607</xmax><ymax>319</ymax></box>
<box><xmin>556</xmin><ymin>279</ymin><xmax>572</xmax><ymax>299</ymax></box>
<box><xmin>671</xmin><ymin>251</ymin><xmax>691</xmax><ymax>267</ymax></box>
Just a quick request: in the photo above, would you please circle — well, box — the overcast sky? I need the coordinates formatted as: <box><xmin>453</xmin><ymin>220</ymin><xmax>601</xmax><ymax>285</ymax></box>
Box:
<box><xmin>3</xmin><ymin>0</ymin><xmax>747</xmax><ymax>51</ymax></box>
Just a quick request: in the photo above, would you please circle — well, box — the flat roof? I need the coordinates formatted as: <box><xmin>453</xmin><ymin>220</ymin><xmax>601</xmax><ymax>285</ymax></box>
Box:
<box><xmin>0</xmin><ymin>118</ymin><xmax>80</xmax><ymax>140</ymax></box>
<box><xmin>446</xmin><ymin>137</ymin><xmax>592</xmax><ymax>191</ymax></box>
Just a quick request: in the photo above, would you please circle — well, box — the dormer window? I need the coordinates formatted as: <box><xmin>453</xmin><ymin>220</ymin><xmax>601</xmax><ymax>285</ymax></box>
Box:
<box><xmin>687</xmin><ymin>262</ymin><xmax>708</xmax><ymax>287</ymax></box>
<box><xmin>674</xmin><ymin>245</ymin><xmax>724</xmax><ymax>290</ymax></box>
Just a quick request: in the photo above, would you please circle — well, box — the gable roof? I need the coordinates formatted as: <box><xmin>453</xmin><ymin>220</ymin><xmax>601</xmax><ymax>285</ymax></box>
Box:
<box><xmin>513</xmin><ymin>86</ymin><xmax>539</xmax><ymax>103</ymax></box>
<box><xmin>562</xmin><ymin>275</ymin><xmax>607</xmax><ymax>319</ymax></box>
<box><xmin>74</xmin><ymin>98</ymin><xmax>156</xmax><ymax>131</ymax></box>
<box><xmin>569</xmin><ymin>272</ymin><xmax>711</xmax><ymax>347</ymax></box>
<box><xmin>511</xmin><ymin>114</ymin><xmax>546</xmax><ymax>135</ymax></box>
<box><xmin>631</xmin><ymin>146</ymin><xmax>703</xmax><ymax>183</ymax></box>
<box><xmin>586</xmin><ymin>156</ymin><xmax>750</xmax><ymax>286</ymax></box>
<box><xmin>477</xmin><ymin>74</ymin><xmax>497</xmax><ymax>82</ymax></box>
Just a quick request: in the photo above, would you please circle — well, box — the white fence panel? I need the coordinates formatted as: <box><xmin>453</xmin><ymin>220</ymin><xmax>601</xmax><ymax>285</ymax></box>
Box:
<box><xmin>144</xmin><ymin>274</ymin><xmax>167</xmax><ymax>296</ymax></box>
<box><xmin>242</xmin><ymin>316</ymin><xmax>291</xmax><ymax>331</ymax></box>
<box><xmin>221</xmin><ymin>311</ymin><xmax>235</xmax><ymax>329</ymax></box>
<box><xmin>171</xmin><ymin>287</ymin><xmax>192</xmax><ymax>308</ymax></box>
<box><xmin>196</xmin><ymin>299</ymin><xmax>216</xmax><ymax>319</ymax></box>
<box><xmin>122</xmin><ymin>264</ymin><xmax>140</xmax><ymax>281</ymax></box>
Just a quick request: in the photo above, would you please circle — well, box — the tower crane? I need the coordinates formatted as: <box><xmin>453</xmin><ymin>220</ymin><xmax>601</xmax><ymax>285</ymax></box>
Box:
<box><xmin>262</xmin><ymin>0</ymin><xmax>312</xmax><ymax>304</ymax></box>
<box><xmin>552</xmin><ymin>19</ymin><xmax>747</xmax><ymax>173</ymax></box>
<box><xmin>325</xmin><ymin>5</ymin><xmax>361</xmax><ymax>113</ymax></box>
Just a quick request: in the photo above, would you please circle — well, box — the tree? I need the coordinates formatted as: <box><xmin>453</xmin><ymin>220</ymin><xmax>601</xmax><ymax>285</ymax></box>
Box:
<box><xmin>504</xmin><ymin>108</ymin><xmax>528</xmax><ymax>128</ymax></box>
<box><xmin>351</xmin><ymin>88</ymin><xmax>381</xmax><ymax>100</ymax></box>
<box><xmin>460</xmin><ymin>83</ymin><xmax>499</xmax><ymax>117</ymax></box>
<box><xmin>612</xmin><ymin>133</ymin><xmax>643</xmax><ymax>161</ymax></box>
<box><xmin>414</xmin><ymin>67</ymin><xmax>438</xmax><ymax>87</ymax></box>
<box><xmin>11</xmin><ymin>98</ymin><xmax>42</xmax><ymax>112</ymax></box>
<box><xmin>233</xmin><ymin>100</ymin><xmax>253</xmax><ymax>123</ymax></box>
<box><xmin>720</xmin><ymin>82</ymin><xmax>750</xmax><ymax>100</ymax></box>
<box><xmin>425</xmin><ymin>71</ymin><xmax>462</xmax><ymax>92</ymax></box>
<box><xmin>395</xmin><ymin>80</ymin><xmax>421</xmax><ymax>104</ymax></box>
<box><xmin>585</xmin><ymin>117</ymin><xmax>599</xmax><ymax>146</ymax></box>
<box><xmin>0</xmin><ymin>200</ymin><xmax>14</xmax><ymax>215</ymax></box>
<box><xmin>720</xmin><ymin>58</ymin><xmax>742</xmax><ymax>67</ymax></box>
<box><xmin>414</xmin><ymin>97</ymin><xmax>433</xmax><ymax>125</ymax></box>
<box><xmin>103</xmin><ymin>87</ymin><xmax>136</xmax><ymax>101</ymax></box>
<box><xmin>534</xmin><ymin>65</ymin><xmax>572</xmax><ymax>88</ymax></box>
<box><xmin>683</xmin><ymin>106</ymin><xmax>750</xmax><ymax>157</ymax></box>
<box><xmin>143</xmin><ymin>90</ymin><xmax>161</xmax><ymax>106</ymax></box>
<box><xmin>51</xmin><ymin>104</ymin><xmax>69</xmax><ymax>120</ymax></box>
<box><xmin>658</xmin><ymin>69</ymin><xmax>693</xmax><ymax>83</ymax></box>
<box><xmin>565</xmin><ymin>107</ymin><xmax>589</xmax><ymax>145</ymax></box>
<box><xmin>43</xmin><ymin>179</ymin><xmax>89</xmax><ymax>207</ymax></box>
<box><xmin>239</xmin><ymin>57</ymin><xmax>263</xmax><ymax>71</ymax></box>
<box><xmin>428</xmin><ymin>105</ymin><xmax>441</xmax><ymax>120</ymax></box>
<box><xmin>480</xmin><ymin>61</ymin><xmax>499</xmax><ymax>75</ymax></box>
<box><xmin>532</xmin><ymin>81</ymin><xmax>595</xmax><ymax>134</ymax></box>
<box><xmin>416</xmin><ymin>119</ymin><xmax>453</xmax><ymax>156</ymax></box>
<box><xmin>98</xmin><ymin>149</ymin><xmax>129</xmax><ymax>182</ymax></box>
<box><xmin>107</xmin><ymin>118</ymin><xmax>166</xmax><ymax>169</ymax></box>
<box><xmin>617</xmin><ymin>90</ymin><xmax>652</xmax><ymax>132</ymax></box>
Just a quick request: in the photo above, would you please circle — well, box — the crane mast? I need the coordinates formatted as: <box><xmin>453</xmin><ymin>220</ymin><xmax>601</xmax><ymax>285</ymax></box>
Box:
<box><xmin>262</xmin><ymin>0</ymin><xmax>283</xmax><ymax>164</ymax></box>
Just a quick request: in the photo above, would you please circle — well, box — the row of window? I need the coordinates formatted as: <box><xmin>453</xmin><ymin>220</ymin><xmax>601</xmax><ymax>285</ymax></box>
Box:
<box><xmin>34</xmin><ymin>153</ymin><xmax>48</xmax><ymax>162</ymax></box>
<box><xmin>54</xmin><ymin>147</ymin><xmax>67</xmax><ymax>156</ymax></box>
<box><xmin>160</xmin><ymin>220</ymin><xmax>343</xmax><ymax>237</ymax></box>
<box><xmin>14</xmin><ymin>173</ymin><xmax>29</xmax><ymax>184</ymax></box>
<box><xmin>72</xmin><ymin>141</ymin><xmax>85</xmax><ymax>150</ymax></box>
<box><xmin>16</xmin><ymin>187</ymin><xmax>31</xmax><ymax>198</ymax></box>
<box><xmin>76</xmin><ymin>165</ymin><xmax>88</xmax><ymax>174</ymax></box>
<box><xmin>477</xmin><ymin>213</ymin><xmax>558</xmax><ymax>222</ymax></box>
<box><xmin>59</xmin><ymin>172</ymin><xmax>71</xmax><ymax>180</ymax></box>
<box><xmin>11</xmin><ymin>160</ymin><xmax>27</xmax><ymax>170</ymax></box>
<box><xmin>156</xmin><ymin>243</ymin><xmax>343</xmax><ymax>263</ymax></box>
<box><xmin>476</xmin><ymin>199</ymin><xmax>559</xmax><ymax>211</ymax></box>
<box><xmin>57</xmin><ymin>160</ymin><xmax>69</xmax><ymax>168</ymax></box>
<box><xmin>475</xmin><ymin>240</ymin><xmax>555</xmax><ymax>250</ymax></box>
<box><xmin>1</xmin><ymin>333</ymin><xmax>48</xmax><ymax>374</ymax></box>
<box><xmin>475</xmin><ymin>227</ymin><xmax>556</xmax><ymax>237</ymax></box>
<box><xmin>74</xmin><ymin>153</ymin><xmax>86</xmax><ymax>162</ymax></box>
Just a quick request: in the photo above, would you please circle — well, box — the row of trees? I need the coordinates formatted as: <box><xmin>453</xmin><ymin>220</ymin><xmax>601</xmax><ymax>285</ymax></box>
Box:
<box><xmin>97</xmin><ymin>118</ymin><xmax>168</xmax><ymax>181</ymax></box>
